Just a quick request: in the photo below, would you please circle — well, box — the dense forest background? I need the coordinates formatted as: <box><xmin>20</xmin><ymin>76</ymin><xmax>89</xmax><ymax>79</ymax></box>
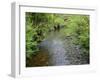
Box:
<box><xmin>26</xmin><ymin>12</ymin><xmax>89</xmax><ymax>67</ymax></box>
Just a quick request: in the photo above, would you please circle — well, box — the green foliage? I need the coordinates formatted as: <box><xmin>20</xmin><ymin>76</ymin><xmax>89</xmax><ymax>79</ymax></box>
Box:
<box><xmin>26</xmin><ymin>12</ymin><xmax>55</xmax><ymax>58</ymax></box>
<box><xmin>68</xmin><ymin>15</ymin><xmax>89</xmax><ymax>44</ymax></box>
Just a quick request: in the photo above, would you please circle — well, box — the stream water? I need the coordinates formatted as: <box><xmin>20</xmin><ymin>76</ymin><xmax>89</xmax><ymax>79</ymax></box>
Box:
<box><xmin>39</xmin><ymin>38</ymin><xmax>70</xmax><ymax>65</ymax></box>
<box><xmin>38</xmin><ymin>30</ymin><xmax>88</xmax><ymax>66</ymax></box>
